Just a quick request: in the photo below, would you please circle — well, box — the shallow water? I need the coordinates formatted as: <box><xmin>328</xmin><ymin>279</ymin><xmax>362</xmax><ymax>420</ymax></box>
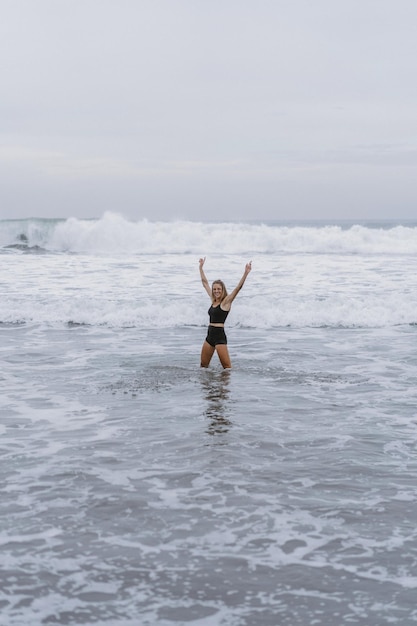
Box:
<box><xmin>1</xmin><ymin>217</ymin><xmax>417</xmax><ymax>625</ymax></box>
<box><xmin>2</xmin><ymin>323</ymin><xmax>417</xmax><ymax>625</ymax></box>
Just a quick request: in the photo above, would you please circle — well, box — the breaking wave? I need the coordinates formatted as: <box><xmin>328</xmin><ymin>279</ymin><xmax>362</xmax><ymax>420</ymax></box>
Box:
<box><xmin>2</xmin><ymin>212</ymin><xmax>417</xmax><ymax>256</ymax></box>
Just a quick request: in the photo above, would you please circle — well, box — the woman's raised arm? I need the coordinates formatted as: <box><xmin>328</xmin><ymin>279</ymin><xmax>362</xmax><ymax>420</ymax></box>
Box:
<box><xmin>223</xmin><ymin>261</ymin><xmax>252</xmax><ymax>306</ymax></box>
<box><xmin>199</xmin><ymin>257</ymin><xmax>212</xmax><ymax>299</ymax></box>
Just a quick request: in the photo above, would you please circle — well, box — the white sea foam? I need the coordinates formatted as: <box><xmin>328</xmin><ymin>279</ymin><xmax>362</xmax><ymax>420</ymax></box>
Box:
<box><xmin>2</xmin><ymin>312</ymin><xmax>417</xmax><ymax>623</ymax></box>
<box><xmin>2</xmin><ymin>212</ymin><xmax>417</xmax><ymax>255</ymax></box>
<box><xmin>0</xmin><ymin>211</ymin><xmax>416</xmax><ymax>370</ymax></box>
<box><xmin>1</xmin><ymin>231</ymin><xmax>417</xmax><ymax>328</ymax></box>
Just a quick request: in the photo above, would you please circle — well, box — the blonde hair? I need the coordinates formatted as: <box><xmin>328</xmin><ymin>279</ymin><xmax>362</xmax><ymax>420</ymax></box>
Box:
<box><xmin>211</xmin><ymin>280</ymin><xmax>228</xmax><ymax>302</ymax></box>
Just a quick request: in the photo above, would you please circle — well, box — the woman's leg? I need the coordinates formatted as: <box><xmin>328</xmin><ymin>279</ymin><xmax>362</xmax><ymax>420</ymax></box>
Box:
<box><xmin>201</xmin><ymin>341</ymin><xmax>215</xmax><ymax>367</ymax></box>
<box><xmin>216</xmin><ymin>344</ymin><xmax>232</xmax><ymax>369</ymax></box>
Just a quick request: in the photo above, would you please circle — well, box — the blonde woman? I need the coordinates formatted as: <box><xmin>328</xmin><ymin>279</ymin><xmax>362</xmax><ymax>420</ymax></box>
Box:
<box><xmin>199</xmin><ymin>257</ymin><xmax>252</xmax><ymax>369</ymax></box>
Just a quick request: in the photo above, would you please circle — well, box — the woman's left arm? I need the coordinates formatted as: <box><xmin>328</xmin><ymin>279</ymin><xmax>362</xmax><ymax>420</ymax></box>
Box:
<box><xmin>223</xmin><ymin>261</ymin><xmax>252</xmax><ymax>306</ymax></box>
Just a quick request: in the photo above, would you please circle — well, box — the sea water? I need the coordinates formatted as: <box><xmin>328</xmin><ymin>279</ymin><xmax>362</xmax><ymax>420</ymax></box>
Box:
<box><xmin>1</xmin><ymin>213</ymin><xmax>417</xmax><ymax>626</ymax></box>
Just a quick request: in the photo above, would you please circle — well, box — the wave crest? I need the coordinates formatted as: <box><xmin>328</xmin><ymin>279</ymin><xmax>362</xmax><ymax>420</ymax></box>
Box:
<box><xmin>2</xmin><ymin>213</ymin><xmax>417</xmax><ymax>255</ymax></box>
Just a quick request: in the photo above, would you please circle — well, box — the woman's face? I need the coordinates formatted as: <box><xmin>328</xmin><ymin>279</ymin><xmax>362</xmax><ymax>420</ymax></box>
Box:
<box><xmin>212</xmin><ymin>283</ymin><xmax>223</xmax><ymax>301</ymax></box>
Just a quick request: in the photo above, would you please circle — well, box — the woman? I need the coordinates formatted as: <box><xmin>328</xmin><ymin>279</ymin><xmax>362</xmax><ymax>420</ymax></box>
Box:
<box><xmin>199</xmin><ymin>257</ymin><xmax>252</xmax><ymax>369</ymax></box>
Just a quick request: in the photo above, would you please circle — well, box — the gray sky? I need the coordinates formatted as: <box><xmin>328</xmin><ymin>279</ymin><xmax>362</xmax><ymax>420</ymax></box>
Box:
<box><xmin>1</xmin><ymin>0</ymin><xmax>416</xmax><ymax>221</ymax></box>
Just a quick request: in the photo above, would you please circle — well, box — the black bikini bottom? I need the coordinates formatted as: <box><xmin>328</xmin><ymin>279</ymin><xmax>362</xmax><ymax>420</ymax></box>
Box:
<box><xmin>205</xmin><ymin>326</ymin><xmax>227</xmax><ymax>347</ymax></box>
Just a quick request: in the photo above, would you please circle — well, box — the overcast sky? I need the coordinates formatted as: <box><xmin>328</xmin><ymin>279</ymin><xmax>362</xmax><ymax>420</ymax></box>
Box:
<box><xmin>1</xmin><ymin>0</ymin><xmax>416</xmax><ymax>222</ymax></box>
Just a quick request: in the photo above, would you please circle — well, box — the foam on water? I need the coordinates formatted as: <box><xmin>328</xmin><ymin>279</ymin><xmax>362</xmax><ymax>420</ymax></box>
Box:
<box><xmin>2</xmin><ymin>212</ymin><xmax>417</xmax><ymax>255</ymax></box>
<box><xmin>2</xmin><ymin>322</ymin><xmax>417</xmax><ymax>624</ymax></box>
<box><xmin>2</xmin><ymin>218</ymin><xmax>417</xmax><ymax>624</ymax></box>
<box><xmin>2</xmin><ymin>214</ymin><xmax>417</xmax><ymax>331</ymax></box>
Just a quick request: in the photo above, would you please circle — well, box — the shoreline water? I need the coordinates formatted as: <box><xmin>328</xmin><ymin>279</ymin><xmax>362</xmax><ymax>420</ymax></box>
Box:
<box><xmin>2</xmin><ymin>324</ymin><xmax>417</xmax><ymax>624</ymax></box>
<box><xmin>1</xmin><ymin>217</ymin><xmax>417</xmax><ymax>624</ymax></box>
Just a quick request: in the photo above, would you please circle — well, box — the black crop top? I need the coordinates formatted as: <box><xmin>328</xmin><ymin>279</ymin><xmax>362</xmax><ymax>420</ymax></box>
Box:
<box><xmin>208</xmin><ymin>304</ymin><xmax>229</xmax><ymax>324</ymax></box>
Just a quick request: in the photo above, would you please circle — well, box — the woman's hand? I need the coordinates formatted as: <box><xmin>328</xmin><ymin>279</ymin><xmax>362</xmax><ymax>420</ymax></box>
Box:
<box><xmin>245</xmin><ymin>261</ymin><xmax>252</xmax><ymax>274</ymax></box>
<box><xmin>199</xmin><ymin>257</ymin><xmax>206</xmax><ymax>269</ymax></box>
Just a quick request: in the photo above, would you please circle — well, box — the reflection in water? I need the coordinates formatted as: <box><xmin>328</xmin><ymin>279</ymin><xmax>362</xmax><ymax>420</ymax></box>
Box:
<box><xmin>201</xmin><ymin>370</ymin><xmax>232</xmax><ymax>435</ymax></box>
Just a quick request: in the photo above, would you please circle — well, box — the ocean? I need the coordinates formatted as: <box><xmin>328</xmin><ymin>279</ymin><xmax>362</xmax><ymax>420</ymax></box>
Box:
<box><xmin>1</xmin><ymin>213</ymin><xmax>417</xmax><ymax>626</ymax></box>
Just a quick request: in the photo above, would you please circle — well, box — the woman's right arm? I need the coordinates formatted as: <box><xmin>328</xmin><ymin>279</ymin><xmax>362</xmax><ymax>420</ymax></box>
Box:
<box><xmin>199</xmin><ymin>257</ymin><xmax>212</xmax><ymax>299</ymax></box>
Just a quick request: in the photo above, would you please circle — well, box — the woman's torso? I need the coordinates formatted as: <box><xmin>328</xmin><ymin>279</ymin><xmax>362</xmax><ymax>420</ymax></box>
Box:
<box><xmin>208</xmin><ymin>303</ymin><xmax>229</xmax><ymax>326</ymax></box>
